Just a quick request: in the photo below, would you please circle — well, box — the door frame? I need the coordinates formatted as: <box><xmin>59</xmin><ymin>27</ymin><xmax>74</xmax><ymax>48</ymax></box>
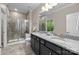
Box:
<box><xmin>0</xmin><ymin>9</ymin><xmax>7</xmax><ymax>48</ymax></box>
<box><xmin>0</xmin><ymin>8</ymin><xmax>1</xmax><ymax>47</ymax></box>
<box><xmin>3</xmin><ymin>15</ymin><xmax>7</xmax><ymax>47</ymax></box>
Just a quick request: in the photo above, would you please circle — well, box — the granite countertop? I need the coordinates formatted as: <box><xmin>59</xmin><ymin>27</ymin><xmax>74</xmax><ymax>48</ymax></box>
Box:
<box><xmin>32</xmin><ymin>32</ymin><xmax>79</xmax><ymax>54</ymax></box>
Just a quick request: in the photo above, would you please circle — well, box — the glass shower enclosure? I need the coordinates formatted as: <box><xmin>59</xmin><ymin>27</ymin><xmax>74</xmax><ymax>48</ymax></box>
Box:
<box><xmin>0</xmin><ymin>4</ymin><xmax>29</xmax><ymax>47</ymax></box>
<box><xmin>7</xmin><ymin>12</ymin><xmax>28</xmax><ymax>43</ymax></box>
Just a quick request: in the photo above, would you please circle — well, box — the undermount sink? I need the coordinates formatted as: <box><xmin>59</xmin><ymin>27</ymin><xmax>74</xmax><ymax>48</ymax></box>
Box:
<box><xmin>47</xmin><ymin>35</ymin><xmax>61</xmax><ymax>39</ymax></box>
<box><xmin>39</xmin><ymin>32</ymin><xmax>65</xmax><ymax>43</ymax></box>
<box><xmin>47</xmin><ymin>36</ymin><xmax>65</xmax><ymax>43</ymax></box>
<box><xmin>52</xmin><ymin>38</ymin><xmax>65</xmax><ymax>42</ymax></box>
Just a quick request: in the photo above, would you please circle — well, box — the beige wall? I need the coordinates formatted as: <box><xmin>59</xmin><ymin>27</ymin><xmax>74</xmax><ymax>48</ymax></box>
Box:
<box><xmin>27</xmin><ymin>4</ymin><xmax>79</xmax><ymax>34</ymax></box>
<box><xmin>52</xmin><ymin>4</ymin><xmax>79</xmax><ymax>34</ymax></box>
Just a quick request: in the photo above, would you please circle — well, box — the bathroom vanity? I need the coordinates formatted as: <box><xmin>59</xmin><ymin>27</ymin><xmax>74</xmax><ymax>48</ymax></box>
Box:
<box><xmin>31</xmin><ymin>32</ymin><xmax>79</xmax><ymax>55</ymax></box>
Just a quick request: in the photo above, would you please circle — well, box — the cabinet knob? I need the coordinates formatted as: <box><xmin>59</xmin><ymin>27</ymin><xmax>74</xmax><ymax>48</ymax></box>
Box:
<box><xmin>41</xmin><ymin>41</ymin><xmax>44</xmax><ymax>44</ymax></box>
<box><xmin>37</xmin><ymin>38</ymin><xmax>39</xmax><ymax>40</ymax></box>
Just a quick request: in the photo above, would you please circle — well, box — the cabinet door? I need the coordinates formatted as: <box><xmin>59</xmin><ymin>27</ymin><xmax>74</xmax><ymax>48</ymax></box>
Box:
<box><xmin>40</xmin><ymin>44</ymin><xmax>52</xmax><ymax>55</ymax></box>
<box><xmin>45</xmin><ymin>41</ymin><xmax>61</xmax><ymax>54</ymax></box>
<box><xmin>34</xmin><ymin>37</ymin><xmax>40</xmax><ymax>55</ymax></box>
<box><xmin>31</xmin><ymin>35</ymin><xmax>35</xmax><ymax>50</ymax></box>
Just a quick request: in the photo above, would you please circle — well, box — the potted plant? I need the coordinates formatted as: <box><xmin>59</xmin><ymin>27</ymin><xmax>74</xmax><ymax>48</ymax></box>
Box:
<box><xmin>47</xmin><ymin>20</ymin><xmax>55</xmax><ymax>35</ymax></box>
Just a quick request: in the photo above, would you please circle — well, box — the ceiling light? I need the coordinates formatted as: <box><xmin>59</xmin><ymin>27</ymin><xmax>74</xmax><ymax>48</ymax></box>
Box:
<box><xmin>14</xmin><ymin>8</ymin><xmax>18</xmax><ymax>11</ymax></box>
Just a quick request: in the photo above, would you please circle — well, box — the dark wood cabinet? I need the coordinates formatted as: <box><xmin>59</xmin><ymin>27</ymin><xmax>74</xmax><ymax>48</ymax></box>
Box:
<box><xmin>31</xmin><ymin>34</ymin><xmax>77</xmax><ymax>55</ymax></box>
<box><xmin>62</xmin><ymin>49</ymin><xmax>77</xmax><ymax>55</ymax></box>
<box><xmin>51</xmin><ymin>51</ymin><xmax>58</xmax><ymax>55</ymax></box>
<box><xmin>45</xmin><ymin>41</ymin><xmax>61</xmax><ymax>55</ymax></box>
<box><xmin>31</xmin><ymin>35</ymin><xmax>35</xmax><ymax>51</ymax></box>
<box><xmin>40</xmin><ymin>44</ymin><xmax>52</xmax><ymax>55</ymax></box>
<box><xmin>34</xmin><ymin>37</ymin><xmax>40</xmax><ymax>55</ymax></box>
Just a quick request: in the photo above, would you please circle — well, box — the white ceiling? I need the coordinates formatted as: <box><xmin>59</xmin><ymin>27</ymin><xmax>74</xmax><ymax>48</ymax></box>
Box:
<box><xmin>6</xmin><ymin>3</ymin><xmax>40</xmax><ymax>14</ymax></box>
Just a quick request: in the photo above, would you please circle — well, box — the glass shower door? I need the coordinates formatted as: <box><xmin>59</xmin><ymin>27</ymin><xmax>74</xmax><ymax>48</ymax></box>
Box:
<box><xmin>7</xmin><ymin>16</ymin><xmax>26</xmax><ymax>43</ymax></box>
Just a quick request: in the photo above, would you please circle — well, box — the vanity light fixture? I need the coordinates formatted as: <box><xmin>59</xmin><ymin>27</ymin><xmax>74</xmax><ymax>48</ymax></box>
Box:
<box><xmin>41</xmin><ymin>3</ymin><xmax>58</xmax><ymax>12</ymax></box>
<box><xmin>14</xmin><ymin>8</ymin><xmax>18</xmax><ymax>11</ymax></box>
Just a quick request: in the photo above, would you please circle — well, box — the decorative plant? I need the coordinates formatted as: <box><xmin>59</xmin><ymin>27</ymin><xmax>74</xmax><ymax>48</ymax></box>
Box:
<box><xmin>47</xmin><ymin>20</ymin><xmax>55</xmax><ymax>31</ymax></box>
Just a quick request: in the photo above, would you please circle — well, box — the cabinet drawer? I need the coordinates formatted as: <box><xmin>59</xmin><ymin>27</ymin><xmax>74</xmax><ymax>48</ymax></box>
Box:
<box><xmin>35</xmin><ymin>37</ymin><xmax>39</xmax><ymax>41</ymax></box>
<box><xmin>32</xmin><ymin>36</ymin><xmax>36</xmax><ymax>39</ymax></box>
<box><xmin>45</xmin><ymin>42</ymin><xmax>61</xmax><ymax>54</ymax></box>
<box><xmin>40</xmin><ymin>39</ymin><xmax>45</xmax><ymax>45</ymax></box>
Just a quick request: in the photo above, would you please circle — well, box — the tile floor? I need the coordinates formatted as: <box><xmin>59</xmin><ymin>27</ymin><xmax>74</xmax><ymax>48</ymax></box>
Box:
<box><xmin>1</xmin><ymin>41</ymin><xmax>35</xmax><ymax>55</ymax></box>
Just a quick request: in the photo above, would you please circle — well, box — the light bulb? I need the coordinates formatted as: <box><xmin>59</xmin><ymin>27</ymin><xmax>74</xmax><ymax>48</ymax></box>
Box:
<box><xmin>14</xmin><ymin>8</ymin><xmax>18</xmax><ymax>11</ymax></box>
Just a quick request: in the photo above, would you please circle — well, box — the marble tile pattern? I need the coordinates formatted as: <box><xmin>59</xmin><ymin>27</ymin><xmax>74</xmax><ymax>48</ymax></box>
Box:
<box><xmin>1</xmin><ymin>41</ymin><xmax>35</xmax><ymax>55</ymax></box>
